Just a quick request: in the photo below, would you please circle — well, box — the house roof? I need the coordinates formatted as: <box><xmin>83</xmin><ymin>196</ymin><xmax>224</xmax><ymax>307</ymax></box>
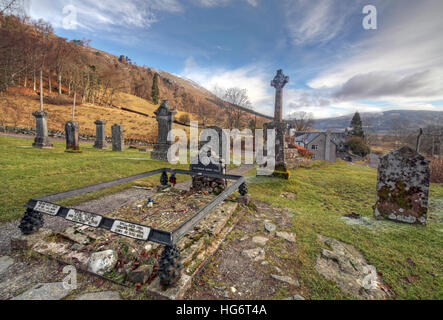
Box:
<box><xmin>294</xmin><ymin>132</ymin><xmax>322</xmax><ymax>145</ymax></box>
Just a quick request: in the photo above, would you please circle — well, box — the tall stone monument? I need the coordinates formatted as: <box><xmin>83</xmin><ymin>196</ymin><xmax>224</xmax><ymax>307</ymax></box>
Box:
<box><xmin>112</xmin><ymin>124</ymin><xmax>124</xmax><ymax>152</ymax></box>
<box><xmin>374</xmin><ymin>146</ymin><xmax>430</xmax><ymax>225</ymax></box>
<box><xmin>263</xmin><ymin>69</ymin><xmax>290</xmax><ymax>179</ymax></box>
<box><xmin>32</xmin><ymin>110</ymin><xmax>53</xmax><ymax>149</ymax></box>
<box><xmin>65</xmin><ymin>121</ymin><xmax>80</xmax><ymax>152</ymax></box>
<box><xmin>93</xmin><ymin>120</ymin><xmax>107</xmax><ymax>149</ymax></box>
<box><xmin>151</xmin><ymin>100</ymin><xmax>177</xmax><ymax>161</ymax></box>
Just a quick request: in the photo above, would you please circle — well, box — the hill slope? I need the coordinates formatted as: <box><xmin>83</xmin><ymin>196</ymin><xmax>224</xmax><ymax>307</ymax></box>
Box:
<box><xmin>314</xmin><ymin>110</ymin><xmax>443</xmax><ymax>133</ymax></box>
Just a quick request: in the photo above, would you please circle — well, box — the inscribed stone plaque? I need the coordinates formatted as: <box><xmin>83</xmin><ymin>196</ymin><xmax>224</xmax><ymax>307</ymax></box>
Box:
<box><xmin>111</xmin><ymin>220</ymin><xmax>151</xmax><ymax>240</ymax></box>
<box><xmin>34</xmin><ymin>201</ymin><xmax>60</xmax><ymax>216</ymax></box>
<box><xmin>66</xmin><ymin>209</ymin><xmax>102</xmax><ymax>227</ymax></box>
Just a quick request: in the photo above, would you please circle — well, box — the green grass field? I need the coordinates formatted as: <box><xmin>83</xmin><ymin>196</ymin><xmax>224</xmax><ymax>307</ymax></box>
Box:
<box><xmin>0</xmin><ymin>135</ymin><xmax>442</xmax><ymax>299</ymax></box>
<box><xmin>0</xmin><ymin>136</ymin><xmax>190</xmax><ymax>222</ymax></box>
<box><xmin>246</xmin><ymin>162</ymin><xmax>443</xmax><ymax>299</ymax></box>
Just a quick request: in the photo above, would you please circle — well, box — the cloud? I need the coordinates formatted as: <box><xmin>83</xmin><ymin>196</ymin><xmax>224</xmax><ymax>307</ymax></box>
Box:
<box><xmin>29</xmin><ymin>0</ymin><xmax>183</xmax><ymax>30</ymax></box>
<box><xmin>308</xmin><ymin>0</ymin><xmax>443</xmax><ymax>104</ymax></box>
<box><xmin>192</xmin><ymin>0</ymin><xmax>259</xmax><ymax>8</ymax></box>
<box><xmin>180</xmin><ymin>58</ymin><xmax>273</xmax><ymax>114</ymax></box>
<box><xmin>283</xmin><ymin>0</ymin><xmax>362</xmax><ymax>46</ymax></box>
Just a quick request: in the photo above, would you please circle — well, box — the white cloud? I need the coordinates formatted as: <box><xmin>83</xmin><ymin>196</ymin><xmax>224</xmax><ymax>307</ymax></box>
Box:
<box><xmin>180</xmin><ymin>58</ymin><xmax>273</xmax><ymax>115</ymax></box>
<box><xmin>308</xmin><ymin>0</ymin><xmax>443</xmax><ymax>104</ymax></box>
<box><xmin>283</xmin><ymin>0</ymin><xmax>362</xmax><ymax>46</ymax></box>
<box><xmin>29</xmin><ymin>0</ymin><xmax>183</xmax><ymax>30</ymax></box>
<box><xmin>192</xmin><ymin>0</ymin><xmax>258</xmax><ymax>8</ymax></box>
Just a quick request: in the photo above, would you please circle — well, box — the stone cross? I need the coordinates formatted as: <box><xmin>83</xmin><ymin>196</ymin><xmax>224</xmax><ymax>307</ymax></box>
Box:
<box><xmin>271</xmin><ymin>69</ymin><xmax>289</xmax><ymax>122</ymax></box>
<box><xmin>65</xmin><ymin>121</ymin><xmax>80</xmax><ymax>151</ymax></box>
<box><xmin>151</xmin><ymin>100</ymin><xmax>177</xmax><ymax>161</ymax></box>
<box><xmin>112</xmin><ymin>124</ymin><xmax>124</xmax><ymax>152</ymax></box>
<box><xmin>93</xmin><ymin>120</ymin><xmax>107</xmax><ymax>149</ymax></box>
<box><xmin>374</xmin><ymin>146</ymin><xmax>430</xmax><ymax>225</ymax></box>
<box><xmin>32</xmin><ymin>110</ymin><xmax>53</xmax><ymax>149</ymax></box>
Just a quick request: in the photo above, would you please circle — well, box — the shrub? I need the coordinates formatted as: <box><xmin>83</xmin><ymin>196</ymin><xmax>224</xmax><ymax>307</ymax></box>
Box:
<box><xmin>178</xmin><ymin>114</ymin><xmax>190</xmax><ymax>125</ymax></box>
<box><xmin>346</xmin><ymin>136</ymin><xmax>371</xmax><ymax>157</ymax></box>
<box><xmin>430</xmin><ymin>158</ymin><xmax>443</xmax><ymax>183</ymax></box>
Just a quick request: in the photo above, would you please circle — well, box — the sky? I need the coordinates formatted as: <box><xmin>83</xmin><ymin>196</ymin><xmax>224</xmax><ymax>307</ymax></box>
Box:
<box><xmin>24</xmin><ymin>0</ymin><xmax>443</xmax><ymax>119</ymax></box>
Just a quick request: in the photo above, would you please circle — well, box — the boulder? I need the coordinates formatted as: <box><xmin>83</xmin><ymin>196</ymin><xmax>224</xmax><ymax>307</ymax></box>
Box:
<box><xmin>87</xmin><ymin>250</ymin><xmax>118</xmax><ymax>276</ymax></box>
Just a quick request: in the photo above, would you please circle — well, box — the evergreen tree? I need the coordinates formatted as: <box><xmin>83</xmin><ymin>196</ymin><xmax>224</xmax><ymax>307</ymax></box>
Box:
<box><xmin>151</xmin><ymin>73</ymin><xmax>160</xmax><ymax>105</ymax></box>
<box><xmin>350</xmin><ymin>112</ymin><xmax>365</xmax><ymax>138</ymax></box>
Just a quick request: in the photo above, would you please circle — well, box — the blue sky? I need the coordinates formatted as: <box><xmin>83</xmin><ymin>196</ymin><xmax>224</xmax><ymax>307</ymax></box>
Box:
<box><xmin>27</xmin><ymin>0</ymin><xmax>443</xmax><ymax>119</ymax></box>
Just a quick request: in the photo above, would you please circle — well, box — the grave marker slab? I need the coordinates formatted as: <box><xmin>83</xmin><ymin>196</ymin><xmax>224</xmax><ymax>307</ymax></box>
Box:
<box><xmin>32</xmin><ymin>111</ymin><xmax>53</xmax><ymax>149</ymax></box>
<box><xmin>151</xmin><ymin>100</ymin><xmax>177</xmax><ymax>161</ymax></box>
<box><xmin>374</xmin><ymin>146</ymin><xmax>430</xmax><ymax>225</ymax></box>
<box><xmin>93</xmin><ymin>120</ymin><xmax>107</xmax><ymax>149</ymax></box>
<box><xmin>112</xmin><ymin>124</ymin><xmax>124</xmax><ymax>151</ymax></box>
<box><xmin>65</xmin><ymin>121</ymin><xmax>80</xmax><ymax>151</ymax></box>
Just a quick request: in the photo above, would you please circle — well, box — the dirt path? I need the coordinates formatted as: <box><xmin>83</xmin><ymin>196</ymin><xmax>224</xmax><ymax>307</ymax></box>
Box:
<box><xmin>184</xmin><ymin>199</ymin><xmax>302</xmax><ymax>300</ymax></box>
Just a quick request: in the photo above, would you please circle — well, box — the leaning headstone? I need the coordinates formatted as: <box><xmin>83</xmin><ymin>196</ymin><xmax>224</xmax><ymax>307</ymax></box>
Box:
<box><xmin>93</xmin><ymin>120</ymin><xmax>107</xmax><ymax>149</ymax></box>
<box><xmin>32</xmin><ymin>111</ymin><xmax>53</xmax><ymax>149</ymax></box>
<box><xmin>374</xmin><ymin>146</ymin><xmax>430</xmax><ymax>225</ymax></box>
<box><xmin>112</xmin><ymin>124</ymin><xmax>124</xmax><ymax>151</ymax></box>
<box><xmin>151</xmin><ymin>100</ymin><xmax>176</xmax><ymax>161</ymax></box>
<box><xmin>65</xmin><ymin>121</ymin><xmax>80</xmax><ymax>151</ymax></box>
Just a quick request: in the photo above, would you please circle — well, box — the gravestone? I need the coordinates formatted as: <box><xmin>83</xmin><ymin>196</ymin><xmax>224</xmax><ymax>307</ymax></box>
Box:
<box><xmin>263</xmin><ymin>69</ymin><xmax>290</xmax><ymax>179</ymax></box>
<box><xmin>151</xmin><ymin>100</ymin><xmax>177</xmax><ymax>161</ymax></box>
<box><xmin>65</xmin><ymin>121</ymin><xmax>80</xmax><ymax>151</ymax></box>
<box><xmin>32</xmin><ymin>111</ymin><xmax>53</xmax><ymax>149</ymax></box>
<box><xmin>93</xmin><ymin>120</ymin><xmax>107</xmax><ymax>149</ymax></box>
<box><xmin>112</xmin><ymin>124</ymin><xmax>124</xmax><ymax>152</ymax></box>
<box><xmin>374</xmin><ymin>146</ymin><xmax>430</xmax><ymax>225</ymax></box>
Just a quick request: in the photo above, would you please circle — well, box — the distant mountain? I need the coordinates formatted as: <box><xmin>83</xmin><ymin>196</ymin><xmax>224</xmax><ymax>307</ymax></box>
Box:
<box><xmin>313</xmin><ymin>110</ymin><xmax>443</xmax><ymax>133</ymax></box>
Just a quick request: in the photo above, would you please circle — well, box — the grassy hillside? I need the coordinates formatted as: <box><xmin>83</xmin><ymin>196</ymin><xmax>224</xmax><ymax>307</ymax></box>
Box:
<box><xmin>0</xmin><ymin>89</ymin><xmax>191</xmax><ymax>141</ymax></box>
<box><xmin>0</xmin><ymin>135</ymin><xmax>441</xmax><ymax>299</ymax></box>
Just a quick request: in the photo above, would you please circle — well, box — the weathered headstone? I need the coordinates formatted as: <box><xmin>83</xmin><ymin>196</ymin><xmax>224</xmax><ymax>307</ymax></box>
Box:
<box><xmin>112</xmin><ymin>124</ymin><xmax>124</xmax><ymax>152</ymax></box>
<box><xmin>374</xmin><ymin>146</ymin><xmax>430</xmax><ymax>225</ymax></box>
<box><xmin>263</xmin><ymin>69</ymin><xmax>290</xmax><ymax>179</ymax></box>
<box><xmin>32</xmin><ymin>111</ymin><xmax>53</xmax><ymax>149</ymax></box>
<box><xmin>151</xmin><ymin>100</ymin><xmax>176</xmax><ymax>161</ymax></box>
<box><xmin>65</xmin><ymin>121</ymin><xmax>80</xmax><ymax>151</ymax></box>
<box><xmin>93</xmin><ymin>120</ymin><xmax>107</xmax><ymax>149</ymax></box>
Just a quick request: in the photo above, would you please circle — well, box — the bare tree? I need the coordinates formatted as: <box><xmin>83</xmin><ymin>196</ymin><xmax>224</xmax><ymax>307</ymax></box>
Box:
<box><xmin>219</xmin><ymin>87</ymin><xmax>251</xmax><ymax>129</ymax></box>
<box><xmin>288</xmin><ymin>111</ymin><xmax>315</xmax><ymax>131</ymax></box>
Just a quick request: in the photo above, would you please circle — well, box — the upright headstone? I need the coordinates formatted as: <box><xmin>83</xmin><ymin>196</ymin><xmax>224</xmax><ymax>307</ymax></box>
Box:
<box><xmin>65</xmin><ymin>121</ymin><xmax>80</xmax><ymax>151</ymax></box>
<box><xmin>151</xmin><ymin>100</ymin><xmax>176</xmax><ymax>161</ymax></box>
<box><xmin>32</xmin><ymin>110</ymin><xmax>53</xmax><ymax>149</ymax></box>
<box><xmin>112</xmin><ymin>124</ymin><xmax>124</xmax><ymax>152</ymax></box>
<box><xmin>374</xmin><ymin>146</ymin><xmax>430</xmax><ymax>225</ymax></box>
<box><xmin>263</xmin><ymin>69</ymin><xmax>290</xmax><ymax>179</ymax></box>
<box><xmin>93</xmin><ymin>120</ymin><xmax>107</xmax><ymax>149</ymax></box>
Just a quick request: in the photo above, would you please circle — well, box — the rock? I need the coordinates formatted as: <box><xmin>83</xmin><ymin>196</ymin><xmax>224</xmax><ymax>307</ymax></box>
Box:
<box><xmin>316</xmin><ymin>234</ymin><xmax>388</xmax><ymax>300</ymax></box>
<box><xmin>284</xmin><ymin>295</ymin><xmax>305</xmax><ymax>300</ymax></box>
<box><xmin>75</xmin><ymin>291</ymin><xmax>122</xmax><ymax>300</ymax></box>
<box><xmin>71</xmin><ymin>244</ymin><xmax>85</xmax><ymax>251</ymax></box>
<box><xmin>242</xmin><ymin>248</ymin><xmax>266</xmax><ymax>261</ymax></box>
<box><xmin>264</xmin><ymin>221</ymin><xmax>276</xmax><ymax>233</ymax></box>
<box><xmin>276</xmin><ymin>231</ymin><xmax>296</xmax><ymax>243</ymax></box>
<box><xmin>0</xmin><ymin>256</ymin><xmax>14</xmax><ymax>274</ymax></box>
<box><xmin>214</xmin><ymin>286</ymin><xmax>226</xmax><ymax>291</ymax></box>
<box><xmin>63</xmin><ymin>227</ymin><xmax>91</xmax><ymax>245</ymax></box>
<box><xmin>127</xmin><ymin>265</ymin><xmax>154</xmax><ymax>284</ymax></box>
<box><xmin>274</xmin><ymin>266</ymin><xmax>282</xmax><ymax>274</ymax></box>
<box><xmin>12</xmin><ymin>282</ymin><xmax>72</xmax><ymax>300</ymax></box>
<box><xmin>252</xmin><ymin>236</ymin><xmax>269</xmax><ymax>246</ymax></box>
<box><xmin>261</xmin><ymin>261</ymin><xmax>269</xmax><ymax>266</ymax></box>
<box><xmin>271</xmin><ymin>274</ymin><xmax>300</xmax><ymax>287</ymax></box>
<box><xmin>87</xmin><ymin>250</ymin><xmax>118</xmax><ymax>276</ymax></box>
<box><xmin>236</xmin><ymin>195</ymin><xmax>251</xmax><ymax>205</ymax></box>
<box><xmin>239</xmin><ymin>236</ymin><xmax>249</xmax><ymax>242</ymax></box>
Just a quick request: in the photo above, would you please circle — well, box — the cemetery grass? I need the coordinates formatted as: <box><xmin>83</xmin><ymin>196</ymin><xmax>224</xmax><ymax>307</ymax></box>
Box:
<box><xmin>246</xmin><ymin>161</ymin><xmax>442</xmax><ymax>300</ymax></box>
<box><xmin>0</xmin><ymin>136</ymin><xmax>190</xmax><ymax>223</ymax></box>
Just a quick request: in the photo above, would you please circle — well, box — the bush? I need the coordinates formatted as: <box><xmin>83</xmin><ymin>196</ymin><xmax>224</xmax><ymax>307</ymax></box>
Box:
<box><xmin>178</xmin><ymin>114</ymin><xmax>190</xmax><ymax>125</ymax></box>
<box><xmin>346</xmin><ymin>136</ymin><xmax>371</xmax><ymax>157</ymax></box>
<box><xmin>430</xmin><ymin>158</ymin><xmax>443</xmax><ymax>183</ymax></box>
